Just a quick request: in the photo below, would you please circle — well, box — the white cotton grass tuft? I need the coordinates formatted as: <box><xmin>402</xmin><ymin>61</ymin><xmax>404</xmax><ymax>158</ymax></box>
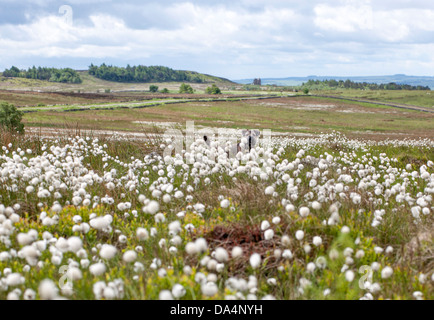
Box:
<box><xmin>89</xmin><ymin>215</ymin><xmax>112</xmax><ymax>230</ymax></box>
<box><xmin>122</xmin><ymin>250</ymin><xmax>137</xmax><ymax>263</ymax></box>
<box><xmin>313</xmin><ymin>236</ymin><xmax>322</xmax><ymax>247</ymax></box>
<box><xmin>172</xmin><ymin>284</ymin><xmax>186</xmax><ymax>299</ymax></box>
<box><xmin>312</xmin><ymin>201</ymin><xmax>321</xmax><ymax>210</ymax></box>
<box><xmin>38</xmin><ymin>279</ymin><xmax>58</xmax><ymax>300</ymax></box>
<box><xmin>295</xmin><ymin>230</ymin><xmax>304</xmax><ymax>241</ymax></box>
<box><xmin>185</xmin><ymin>242</ymin><xmax>198</xmax><ymax>255</ymax></box>
<box><xmin>195</xmin><ymin>238</ymin><xmax>208</xmax><ymax>253</ymax></box>
<box><xmin>136</xmin><ymin>227</ymin><xmax>149</xmax><ymax>241</ymax></box>
<box><xmin>17</xmin><ymin>233</ymin><xmax>34</xmax><ymax>246</ymax></box>
<box><xmin>67</xmin><ymin>236</ymin><xmax>83</xmax><ymax>253</ymax></box>
<box><xmin>89</xmin><ymin>263</ymin><xmax>107</xmax><ymax>276</ymax></box>
<box><xmin>345</xmin><ymin>270</ymin><xmax>355</xmax><ymax>282</ymax></box>
<box><xmin>282</xmin><ymin>249</ymin><xmax>293</xmax><ymax>260</ymax></box>
<box><xmin>264</xmin><ymin>186</ymin><xmax>275</xmax><ymax>195</ymax></box>
<box><xmin>201</xmin><ymin>282</ymin><xmax>218</xmax><ymax>297</ymax></box>
<box><xmin>264</xmin><ymin>229</ymin><xmax>274</xmax><ymax>240</ymax></box>
<box><xmin>299</xmin><ymin>206</ymin><xmax>310</xmax><ymax>218</ymax></box>
<box><xmin>6</xmin><ymin>273</ymin><xmax>25</xmax><ymax>286</ymax></box>
<box><xmin>23</xmin><ymin>289</ymin><xmax>36</xmax><ymax>300</ymax></box>
<box><xmin>341</xmin><ymin>226</ymin><xmax>350</xmax><ymax>234</ymax></box>
<box><xmin>260</xmin><ymin>220</ymin><xmax>270</xmax><ymax>231</ymax></box>
<box><xmin>214</xmin><ymin>247</ymin><xmax>229</xmax><ymax>262</ymax></box>
<box><xmin>282</xmin><ymin>235</ymin><xmax>291</xmax><ymax>246</ymax></box>
<box><xmin>231</xmin><ymin>246</ymin><xmax>243</xmax><ymax>259</ymax></box>
<box><xmin>315</xmin><ymin>256</ymin><xmax>327</xmax><ymax>269</ymax></box>
<box><xmin>143</xmin><ymin>200</ymin><xmax>160</xmax><ymax>215</ymax></box>
<box><xmin>159</xmin><ymin>290</ymin><xmax>174</xmax><ymax>300</ymax></box>
<box><xmin>249</xmin><ymin>253</ymin><xmax>261</xmax><ymax>269</ymax></box>
<box><xmin>100</xmin><ymin>244</ymin><xmax>117</xmax><ymax>260</ymax></box>
<box><xmin>306</xmin><ymin>262</ymin><xmax>316</xmax><ymax>273</ymax></box>
<box><xmin>220</xmin><ymin>199</ymin><xmax>230</xmax><ymax>208</ymax></box>
<box><xmin>168</xmin><ymin>221</ymin><xmax>181</xmax><ymax>235</ymax></box>
<box><xmin>272</xmin><ymin>216</ymin><xmax>281</xmax><ymax>225</ymax></box>
<box><xmin>381</xmin><ymin>266</ymin><xmax>394</xmax><ymax>279</ymax></box>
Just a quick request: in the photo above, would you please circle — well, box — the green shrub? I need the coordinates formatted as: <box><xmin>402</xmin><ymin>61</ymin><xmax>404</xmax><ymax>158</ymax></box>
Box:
<box><xmin>205</xmin><ymin>84</ymin><xmax>222</xmax><ymax>94</ymax></box>
<box><xmin>179</xmin><ymin>83</ymin><xmax>194</xmax><ymax>94</ymax></box>
<box><xmin>161</xmin><ymin>88</ymin><xmax>169</xmax><ymax>93</ymax></box>
<box><xmin>0</xmin><ymin>102</ymin><xmax>24</xmax><ymax>133</ymax></box>
<box><xmin>149</xmin><ymin>85</ymin><xmax>159</xmax><ymax>93</ymax></box>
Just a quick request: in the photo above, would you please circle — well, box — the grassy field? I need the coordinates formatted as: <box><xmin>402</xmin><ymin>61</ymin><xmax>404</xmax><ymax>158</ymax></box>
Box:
<box><xmin>21</xmin><ymin>96</ymin><xmax>434</xmax><ymax>140</ymax></box>
<box><xmin>313</xmin><ymin>89</ymin><xmax>434</xmax><ymax>109</ymax></box>
<box><xmin>2</xmin><ymin>72</ymin><xmax>433</xmax><ymax>110</ymax></box>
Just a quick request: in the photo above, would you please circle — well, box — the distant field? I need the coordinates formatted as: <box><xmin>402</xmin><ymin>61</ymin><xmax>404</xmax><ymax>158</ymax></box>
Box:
<box><xmin>313</xmin><ymin>89</ymin><xmax>434</xmax><ymax>109</ymax></box>
<box><xmin>2</xmin><ymin>72</ymin><xmax>433</xmax><ymax>110</ymax></box>
<box><xmin>22</xmin><ymin>96</ymin><xmax>434</xmax><ymax>140</ymax></box>
<box><xmin>1</xmin><ymin>72</ymin><xmax>433</xmax><ymax>141</ymax></box>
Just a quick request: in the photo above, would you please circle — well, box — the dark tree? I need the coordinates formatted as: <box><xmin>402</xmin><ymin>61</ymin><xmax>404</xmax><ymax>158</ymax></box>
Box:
<box><xmin>88</xmin><ymin>64</ymin><xmax>206</xmax><ymax>83</ymax></box>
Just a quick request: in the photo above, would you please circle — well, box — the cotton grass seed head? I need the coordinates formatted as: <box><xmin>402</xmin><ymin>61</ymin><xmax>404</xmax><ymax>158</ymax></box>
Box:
<box><xmin>159</xmin><ymin>290</ymin><xmax>173</xmax><ymax>300</ymax></box>
<box><xmin>201</xmin><ymin>282</ymin><xmax>218</xmax><ymax>297</ymax></box>
<box><xmin>220</xmin><ymin>199</ymin><xmax>230</xmax><ymax>208</ymax></box>
<box><xmin>264</xmin><ymin>229</ymin><xmax>274</xmax><ymax>240</ymax></box>
<box><xmin>299</xmin><ymin>206</ymin><xmax>310</xmax><ymax>218</ymax></box>
<box><xmin>345</xmin><ymin>270</ymin><xmax>355</xmax><ymax>282</ymax></box>
<box><xmin>100</xmin><ymin>244</ymin><xmax>117</xmax><ymax>260</ymax></box>
<box><xmin>295</xmin><ymin>230</ymin><xmax>304</xmax><ymax>241</ymax></box>
<box><xmin>381</xmin><ymin>266</ymin><xmax>393</xmax><ymax>279</ymax></box>
<box><xmin>122</xmin><ymin>250</ymin><xmax>137</xmax><ymax>263</ymax></box>
<box><xmin>231</xmin><ymin>246</ymin><xmax>243</xmax><ymax>259</ymax></box>
<box><xmin>313</xmin><ymin>236</ymin><xmax>322</xmax><ymax>247</ymax></box>
<box><xmin>215</xmin><ymin>247</ymin><xmax>229</xmax><ymax>263</ymax></box>
<box><xmin>249</xmin><ymin>253</ymin><xmax>261</xmax><ymax>269</ymax></box>
<box><xmin>136</xmin><ymin>228</ymin><xmax>149</xmax><ymax>241</ymax></box>
<box><xmin>172</xmin><ymin>284</ymin><xmax>186</xmax><ymax>299</ymax></box>
<box><xmin>89</xmin><ymin>263</ymin><xmax>107</xmax><ymax>276</ymax></box>
<box><xmin>260</xmin><ymin>220</ymin><xmax>270</xmax><ymax>231</ymax></box>
<box><xmin>38</xmin><ymin>279</ymin><xmax>58</xmax><ymax>300</ymax></box>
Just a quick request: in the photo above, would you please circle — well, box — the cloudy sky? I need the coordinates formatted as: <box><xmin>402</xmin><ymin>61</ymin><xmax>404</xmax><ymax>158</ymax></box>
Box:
<box><xmin>0</xmin><ymin>0</ymin><xmax>433</xmax><ymax>79</ymax></box>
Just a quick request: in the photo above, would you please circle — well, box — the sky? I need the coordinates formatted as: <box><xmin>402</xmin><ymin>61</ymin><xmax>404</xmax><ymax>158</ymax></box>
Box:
<box><xmin>0</xmin><ymin>0</ymin><xmax>433</xmax><ymax>80</ymax></box>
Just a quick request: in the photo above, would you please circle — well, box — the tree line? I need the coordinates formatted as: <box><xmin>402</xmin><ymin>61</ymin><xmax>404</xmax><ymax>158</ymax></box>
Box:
<box><xmin>303</xmin><ymin>79</ymin><xmax>430</xmax><ymax>91</ymax></box>
<box><xmin>88</xmin><ymin>63</ymin><xmax>206</xmax><ymax>83</ymax></box>
<box><xmin>2</xmin><ymin>66</ymin><xmax>82</xmax><ymax>83</ymax></box>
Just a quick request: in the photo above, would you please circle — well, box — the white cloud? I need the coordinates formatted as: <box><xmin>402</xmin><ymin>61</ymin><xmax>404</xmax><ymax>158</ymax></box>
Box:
<box><xmin>0</xmin><ymin>4</ymin><xmax>300</xmax><ymax>60</ymax></box>
<box><xmin>0</xmin><ymin>1</ymin><xmax>433</xmax><ymax>77</ymax></box>
<box><xmin>314</xmin><ymin>3</ymin><xmax>374</xmax><ymax>32</ymax></box>
<box><xmin>374</xmin><ymin>9</ymin><xmax>434</xmax><ymax>42</ymax></box>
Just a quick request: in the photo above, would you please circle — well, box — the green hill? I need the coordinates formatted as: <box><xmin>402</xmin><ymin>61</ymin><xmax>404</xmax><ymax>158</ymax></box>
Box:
<box><xmin>88</xmin><ymin>63</ymin><xmax>233</xmax><ymax>84</ymax></box>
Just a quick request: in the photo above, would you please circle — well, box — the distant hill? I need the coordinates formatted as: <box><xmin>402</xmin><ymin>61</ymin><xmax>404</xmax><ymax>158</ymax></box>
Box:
<box><xmin>1</xmin><ymin>64</ymin><xmax>234</xmax><ymax>85</ymax></box>
<box><xmin>89</xmin><ymin>64</ymin><xmax>234</xmax><ymax>84</ymax></box>
<box><xmin>234</xmin><ymin>74</ymin><xmax>434</xmax><ymax>89</ymax></box>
